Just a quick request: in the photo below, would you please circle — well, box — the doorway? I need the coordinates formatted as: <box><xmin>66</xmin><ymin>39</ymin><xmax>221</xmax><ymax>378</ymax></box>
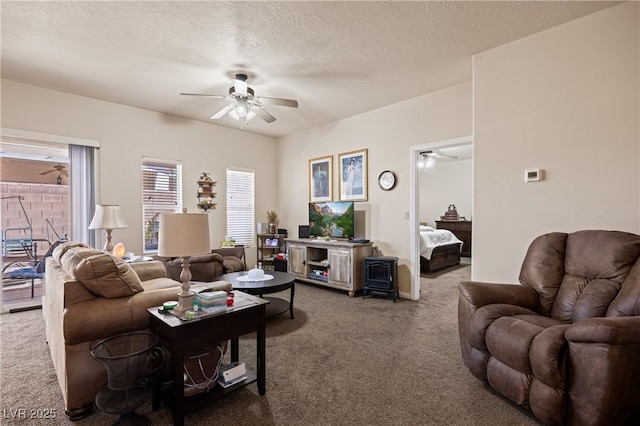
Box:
<box><xmin>1</xmin><ymin>142</ymin><xmax>70</xmax><ymax>311</ymax></box>
<box><xmin>409</xmin><ymin>136</ymin><xmax>473</xmax><ymax>301</ymax></box>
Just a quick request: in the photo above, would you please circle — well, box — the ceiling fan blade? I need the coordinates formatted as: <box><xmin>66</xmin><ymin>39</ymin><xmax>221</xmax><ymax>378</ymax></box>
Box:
<box><xmin>61</xmin><ymin>170</ymin><xmax>69</xmax><ymax>177</ymax></box>
<box><xmin>180</xmin><ymin>93</ymin><xmax>227</xmax><ymax>99</ymax></box>
<box><xmin>210</xmin><ymin>104</ymin><xmax>235</xmax><ymax>120</ymax></box>
<box><xmin>254</xmin><ymin>105</ymin><xmax>277</xmax><ymax>123</ymax></box>
<box><xmin>422</xmin><ymin>150</ymin><xmax>458</xmax><ymax>160</ymax></box>
<box><xmin>257</xmin><ymin>96</ymin><xmax>298</xmax><ymax>108</ymax></box>
<box><xmin>233</xmin><ymin>79</ymin><xmax>248</xmax><ymax>96</ymax></box>
<box><xmin>39</xmin><ymin>170</ymin><xmax>56</xmax><ymax>175</ymax></box>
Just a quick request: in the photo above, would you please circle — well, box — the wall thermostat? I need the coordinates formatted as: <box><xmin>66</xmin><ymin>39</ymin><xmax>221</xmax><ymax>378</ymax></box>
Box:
<box><xmin>525</xmin><ymin>168</ymin><xmax>544</xmax><ymax>182</ymax></box>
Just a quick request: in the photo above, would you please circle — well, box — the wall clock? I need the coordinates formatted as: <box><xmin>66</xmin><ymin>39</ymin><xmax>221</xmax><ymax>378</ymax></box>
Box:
<box><xmin>378</xmin><ymin>170</ymin><xmax>397</xmax><ymax>191</ymax></box>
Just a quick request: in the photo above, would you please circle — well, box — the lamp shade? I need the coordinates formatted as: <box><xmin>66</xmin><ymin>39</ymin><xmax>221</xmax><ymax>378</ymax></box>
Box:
<box><xmin>158</xmin><ymin>211</ymin><xmax>210</xmax><ymax>257</ymax></box>
<box><xmin>88</xmin><ymin>205</ymin><xmax>128</xmax><ymax>230</ymax></box>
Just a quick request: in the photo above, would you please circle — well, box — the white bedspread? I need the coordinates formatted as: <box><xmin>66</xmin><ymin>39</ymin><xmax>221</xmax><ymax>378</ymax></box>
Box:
<box><xmin>419</xmin><ymin>229</ymin><xmax>463</xmax><ymax>260</ymax></box>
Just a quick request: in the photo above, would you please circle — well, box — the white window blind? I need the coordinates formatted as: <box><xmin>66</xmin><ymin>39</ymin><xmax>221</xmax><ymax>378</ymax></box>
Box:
<box><xmin>226</xmin><ymin>169</ymin><xmax>255</xmax><ymax>246</ymax></box>
<box><xmin>142</xmin><ymin>158</ymin><xmax>182</xmax><ymax>252</ymax></box>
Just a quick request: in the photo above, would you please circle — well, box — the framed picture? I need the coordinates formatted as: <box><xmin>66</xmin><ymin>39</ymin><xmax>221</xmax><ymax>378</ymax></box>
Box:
<box><xmin>309</xmin><ymin>156</ymin><xmax>333</xmax><ymax>202</ymax></box>
<box><xmin>339</xmin><ymin>149</ymin><xmax>368</xmax><ymax>201</ymax></box>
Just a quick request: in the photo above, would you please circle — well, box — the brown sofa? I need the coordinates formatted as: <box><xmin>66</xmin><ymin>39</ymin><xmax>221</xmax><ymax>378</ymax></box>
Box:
<box><xmin>42</xmin><ymin>241</ymin><xmax>232</xmax><ymax>419</ymax></box>
<box><xmin>161</xmin><ymin>247</ymin><xmax>246</xmax><ymax>282</ymax></box>
<box><xmin>458</xmin><ymin>230</ymin><xmax>640</xmax><ymax>425</ymax></box>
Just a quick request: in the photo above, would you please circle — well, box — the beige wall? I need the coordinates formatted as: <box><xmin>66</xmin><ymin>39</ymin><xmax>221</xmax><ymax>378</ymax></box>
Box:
<box><xmin>473</xmin><ymin>2</ymin><xmax>639</xmax><ymax>283</ymax></box>
<box><xmin>277</xmin><ymin>82</ymin><xmax>473</xmax><ymax>296</ymax></box>
<box><xmin>419</xmin><ymin>159</ymin><xmax>472</xmax><ymax>226</ymax></box>
<box><xmin>1</xmin><ymin>79</ymin><xmax>277</xmax><ymax>265</ymax></box>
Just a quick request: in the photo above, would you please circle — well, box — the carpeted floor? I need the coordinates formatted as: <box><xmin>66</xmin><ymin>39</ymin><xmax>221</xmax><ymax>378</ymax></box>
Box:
<box><xmin>0</xmin><ymin>265</ymin><xmax>541</xmax><ymax>425</ymax></box>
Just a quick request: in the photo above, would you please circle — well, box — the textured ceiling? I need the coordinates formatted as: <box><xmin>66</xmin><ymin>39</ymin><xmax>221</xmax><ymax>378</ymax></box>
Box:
<box><xmin>1</xmin><ymin>1</ymin><xmax>618</xmax><ymax>138</ymax></box>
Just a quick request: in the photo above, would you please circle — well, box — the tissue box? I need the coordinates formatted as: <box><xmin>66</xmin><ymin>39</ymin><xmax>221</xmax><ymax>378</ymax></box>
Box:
<box><xmin>196</xmin><ymin>290</ymin><xmax>227</xmax><ymax>313</ymax></box>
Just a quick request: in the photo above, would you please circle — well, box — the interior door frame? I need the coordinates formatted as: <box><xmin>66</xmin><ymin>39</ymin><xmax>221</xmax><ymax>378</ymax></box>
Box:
<box><xmin>409</xmin><ymin>135</ymin><xmax>473</xmax><ymax>301</ymax></box>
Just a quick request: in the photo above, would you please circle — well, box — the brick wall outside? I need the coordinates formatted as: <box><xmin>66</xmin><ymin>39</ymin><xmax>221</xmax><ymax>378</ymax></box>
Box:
<box><xmin>1</xmin><ymin>182</ymin><xmax>70</xmax><ymax>257</ymax></box>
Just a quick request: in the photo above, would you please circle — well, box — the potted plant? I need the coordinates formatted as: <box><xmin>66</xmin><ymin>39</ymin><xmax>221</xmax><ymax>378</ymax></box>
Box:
<box><xmin>266</xmin><ymin>210</ymin><xmax>279</xmax><ymax>234</ymax></box>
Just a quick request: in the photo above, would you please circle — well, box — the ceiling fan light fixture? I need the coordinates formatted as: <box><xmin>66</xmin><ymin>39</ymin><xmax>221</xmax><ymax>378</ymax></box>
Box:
<box><xmin>181</xmin><ymin>72</ymin><xmax>297</xmax><ymax>125</ymax></box>
<box><xmin>234</xmin><ymin>101</ymin><xmax>250</xmax><ymax>118</ymax></box>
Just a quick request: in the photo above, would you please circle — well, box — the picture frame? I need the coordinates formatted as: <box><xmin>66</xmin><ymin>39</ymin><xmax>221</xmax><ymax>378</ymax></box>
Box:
<box><xmin>338</xmin><ymin>149</ymin><xmax>368</xmax><ymax>201</ymax></box>
<box><xmin>309</xmin><ymin>155</ymin><xmax>333</xmax><ymax>202</ymax></box>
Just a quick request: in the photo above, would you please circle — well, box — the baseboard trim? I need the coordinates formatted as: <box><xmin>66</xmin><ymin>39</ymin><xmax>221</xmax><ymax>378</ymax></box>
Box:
<box><xmin>8</xmin><ymin>305</ymin><xmax>42</xmax><ymax>313</ymax></box>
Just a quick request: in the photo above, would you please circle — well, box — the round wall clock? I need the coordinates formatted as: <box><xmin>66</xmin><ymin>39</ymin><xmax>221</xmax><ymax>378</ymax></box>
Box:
<box><xmin>378</xmin><ymin>170</ymin><xmax>397</xmax><ymax>191</ymax></box>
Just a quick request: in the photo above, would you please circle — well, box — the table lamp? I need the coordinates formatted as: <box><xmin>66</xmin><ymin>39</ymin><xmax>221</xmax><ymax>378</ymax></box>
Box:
<box><xmin>88</xmin><ymin>205</ymin><xmax>128</xmax><ymax>252</ymax></box>
<box><xmin>158</xmin><ymin>208</ymin><xmax>210</xmax><ymax>315</ymax></box>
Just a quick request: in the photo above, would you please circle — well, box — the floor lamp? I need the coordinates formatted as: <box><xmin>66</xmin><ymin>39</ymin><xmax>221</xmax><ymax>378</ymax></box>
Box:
<box><xmin>158</xmin><ymin>209</ymin><xmax>210</xmax><ymax>315</ymax></box>
<box><xmin>88</xmin><ymin>205</ymin><xmax>128</xmax><ymax>252</ymax></box>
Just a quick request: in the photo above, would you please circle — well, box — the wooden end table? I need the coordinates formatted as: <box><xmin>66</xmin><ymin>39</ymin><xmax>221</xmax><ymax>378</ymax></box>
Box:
<box><xmin>147</xmin><ymin>291</ymin><xmax>269</xmax><ymax>426</ymax></box>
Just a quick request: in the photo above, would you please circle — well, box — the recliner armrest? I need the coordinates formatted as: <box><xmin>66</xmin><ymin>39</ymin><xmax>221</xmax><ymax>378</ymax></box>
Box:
<box><xmin>458</xmin><ymin>281</ymin><xmax>539</xmax><ymax>311</ymax></box>
<box><xmin>565</xmin><ymin>316</ymin><xmax>640</xmax><ymax>425</ymax></box>
<box><xmin>566</xmin><ymin>316</ymin><xmax>640</xmax><ymax>344</ymax></box>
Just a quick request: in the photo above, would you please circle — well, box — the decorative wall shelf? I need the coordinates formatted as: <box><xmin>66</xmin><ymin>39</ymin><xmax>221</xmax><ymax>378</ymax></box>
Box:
<box><xmin>197</xmin><ymin>172</ymin><xmax>217</xmax><ymax>213</ymax></box>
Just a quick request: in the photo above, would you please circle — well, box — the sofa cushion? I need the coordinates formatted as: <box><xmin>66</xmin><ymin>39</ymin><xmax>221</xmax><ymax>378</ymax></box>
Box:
<box><xmin>60</xmin><ymin>248</ymin><xmax>144</xmax><ymax>298</ymax></box>
<box><xmin>223</xmin><ymin>256</ymin><xmax>245</xmax><ymax>273</ymax></box>
<box><xmin>52</xmin><ymin>241</ymin><xmax>93</xmax><ymax>265</ymax></box>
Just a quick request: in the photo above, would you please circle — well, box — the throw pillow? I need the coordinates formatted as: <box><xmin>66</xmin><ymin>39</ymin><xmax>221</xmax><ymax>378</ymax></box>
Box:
<box><xmin>52</xmin><ymin>241</ymin><xmax>93</xmax><ymax>265</ymax></box>
<box><xmin>61</xmin><ymin>248</ymin><xmax>144</xmax><ymax>298</ymax></box>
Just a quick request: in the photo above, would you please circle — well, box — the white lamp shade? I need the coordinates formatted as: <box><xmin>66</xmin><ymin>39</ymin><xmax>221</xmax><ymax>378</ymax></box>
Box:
<box><xmin>88</xmin><ymin>205</ymin><xmax>128</xmax><ymax>230</ymax></box>
<box><xmin>158</xmin><ymin>211</ymin><xmax>210</xmax><ymax>257</ymax></box>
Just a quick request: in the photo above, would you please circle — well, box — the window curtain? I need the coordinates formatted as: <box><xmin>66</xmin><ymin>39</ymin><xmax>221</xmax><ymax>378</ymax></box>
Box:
<box><xmin>69</xmin><ymin>144</ymin><xmax>98</xmax><ymax>246</ymax></box>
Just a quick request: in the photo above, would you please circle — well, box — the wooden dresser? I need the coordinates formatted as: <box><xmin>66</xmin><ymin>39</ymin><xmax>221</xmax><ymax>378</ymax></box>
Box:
<box><xmin>435</xmin><ymin>220</ymin><xmax>472</xmax><ymax>257</ymax></box>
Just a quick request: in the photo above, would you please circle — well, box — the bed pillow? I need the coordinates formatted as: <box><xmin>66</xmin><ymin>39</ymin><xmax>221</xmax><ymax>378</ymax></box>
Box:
<box><xmin>420</xmin><ymin>225</ymin><xmax>435</xmax><ymax>232</ymax></box>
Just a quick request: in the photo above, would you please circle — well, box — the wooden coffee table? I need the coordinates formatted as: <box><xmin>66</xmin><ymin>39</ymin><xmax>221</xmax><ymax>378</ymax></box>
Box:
<box><xmin>218</xmin><ymin>270</ymin><xmax>295</xmax><ymax>319</ymax></box>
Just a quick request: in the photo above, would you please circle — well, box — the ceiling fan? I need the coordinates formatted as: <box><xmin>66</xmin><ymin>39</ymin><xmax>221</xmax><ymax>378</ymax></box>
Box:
<box><xmin>40</xmin><ymin>163</ymin><xmax>69</xmax><ymax>177</ymax></box>
<box><xmin>180</xmin><ymin>73</ymin><xmax>299</xmax><ymax>125</ymax></box>
<box><xmin>419</xmin><ymin>150</ymin><xmax>458</xmax><ymax>160</ymax></box>
<box><xmin>419</xmin><ymin>150</ymin><xmax>458</xmax><ymax>170</ymax></box>
<box><xmin>39</xmin><ymin>162</ymin><xmax>68</xmax><ymax>185</ymax></box>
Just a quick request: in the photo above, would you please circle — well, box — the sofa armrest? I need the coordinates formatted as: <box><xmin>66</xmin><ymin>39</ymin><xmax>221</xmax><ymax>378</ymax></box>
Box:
<box><xmin>130</xmin><ymin>260</ymin><xmax>167</xmax><ymax>281</ymax></box>
<box><xmin>565</xmin><ymin>316</ymin><xmax>640</xmax><ymax>425</ymax></box>
<box><xmin>458</xmin><ymin>281</ymin><xmax>539</xmax><ymax>311</ymax></box>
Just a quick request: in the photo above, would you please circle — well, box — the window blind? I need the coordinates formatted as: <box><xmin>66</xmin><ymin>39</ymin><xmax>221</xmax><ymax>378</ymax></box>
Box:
<box><xmin>142</xmin><ymin>158</ymin><xmax>182</xmax><ymax>252</ymax></box>
<box><xmin>226</xmin><ymin>169</ymin><xmax>255</xmax><ymax>246</ymax></box>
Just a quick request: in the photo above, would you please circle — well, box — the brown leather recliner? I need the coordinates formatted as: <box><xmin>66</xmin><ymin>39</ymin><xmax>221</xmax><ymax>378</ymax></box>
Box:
<box><xmin>458</xmin><ymin>230</ymin><xmax>640</xmax><ymax>426</ymax></box>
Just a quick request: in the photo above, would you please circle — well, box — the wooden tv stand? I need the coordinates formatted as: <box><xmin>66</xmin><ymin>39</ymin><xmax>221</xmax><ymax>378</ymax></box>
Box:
<box><xmin>286</xmin><ymin>238</ymin><xmax>373</xmax><ymax>297</ymax></box>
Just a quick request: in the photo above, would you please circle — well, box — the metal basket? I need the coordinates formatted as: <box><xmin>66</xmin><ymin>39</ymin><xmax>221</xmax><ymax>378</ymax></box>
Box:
<box><xmin>90</xmin><ymin>332</ymin><xmax>161</xmax><ymax>391</ymax></box>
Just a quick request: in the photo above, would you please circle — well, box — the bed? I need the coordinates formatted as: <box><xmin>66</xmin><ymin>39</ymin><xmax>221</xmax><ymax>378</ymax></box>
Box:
<box><xmin>419</xmin><ymin>225</ymin><xmax>463</xmax><ymax>273</ymax></box>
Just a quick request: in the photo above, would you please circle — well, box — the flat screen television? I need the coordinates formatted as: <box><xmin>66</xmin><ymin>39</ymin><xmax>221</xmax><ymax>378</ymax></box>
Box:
<box><xmin>265</xmin><ymin>238</ymin><xmax>279</xmax><ymax>247</ymax></box>
<box><xmin>308</xmin><ymin>201</ymin><xmax>355</xmax><ymax>239</ymax></box>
